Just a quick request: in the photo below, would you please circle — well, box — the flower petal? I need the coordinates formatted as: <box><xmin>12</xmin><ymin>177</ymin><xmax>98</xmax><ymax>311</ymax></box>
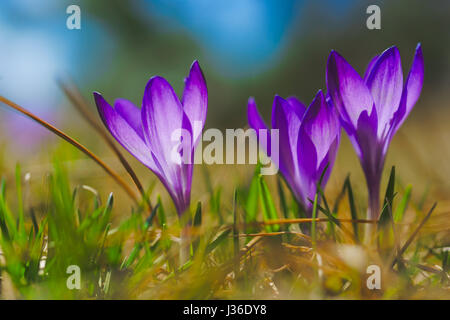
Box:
<box><xmin>364</xmin><ymin>46</ymin><xmax>403</xmax><ymax>138</ymax></box>
<box><xmin>271</xmin><ymin>95</ymin><xmax>300</xmax><ymax>178</ymax></box>
<box><xmin>403</xmin><ymin>44</ymin><xmax>424</xmax><ymax>117</ymax></box>
<box><xmin>114</xmin><ymin>98</ymin><xmax>145</xmax><ymax>140</ymax></box>
<box><xmin>296</xmin><ymin>130</ymin><xmax>317</xmax><ymax>209</ymax></box>
<box><xmin>287</xmin><ymin>96</ymin><xmax>307</xmax><ymax>120</ymax></box>
<box><xmin>296</xmin><ymin>91</ymin><xmax>341</xmax><ymax>212</ymax></box>
<box><xmin>355</xmin><ymin>107</ymin><xmax>381</xmax><ymax>178</ymax></box>
<box><xmin>326</xmin><ymin>50</ymin><xmax>375</xmax><ymax>131</ymax></box>
<box><xmin>170</xmin><ymin>112</ymin><xmax>193</xmax><ymax>215</ymax></box>
<box><xmin>142</xmin><ymin>76</ymin><xmax>185</xmax><ymax>165</ymax></box>
<box><xmin>94</xmin><ymin>92</ymin><xmax>159</xmax><ymax>173</ymax></box>
<box><xmin>182</xmin><ymin>60</ymin><xmax>208</xmax><ymax>146</ymax></box>
<box><xmin>364</xmin><ymin>54</ymin><xmax>379</xmax><ymax>82</ymax></box>
<box><xmin>247</xmin><ymin>97</ymin><xmax>271</xmax><ymax>154</ymax></box>
<box><xmin>142</xmin><ymin>76</ymin><xmax>189</xmax><ymax>201</ymax></box>
<box><xmin>248</xmin><ymin>97</ymin><xmax>268</xmax><ymax>132</ymax></box>
<box><xmin>317</xmin><ymin>137</ymin><xmax>340</xmax><ymax>189</ymax></box>
<box><xmin>394</xmin><ymin>43</ymin><xmax>424</xmax><ymax>130</ymax></box>
<box><xmin>150</xmin><ymin>112</ymin><xmax>193</xmax><ymax>216</ymax></box>
<box><xmin>300</xmin><ymin>90</ymin><xmax>340</xmax><ymax>167</ymax></box>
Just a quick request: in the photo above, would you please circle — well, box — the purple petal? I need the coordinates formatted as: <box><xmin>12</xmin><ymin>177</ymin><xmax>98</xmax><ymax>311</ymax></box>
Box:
<box><xmin>364</xmin><ymin>54</ymin><xmax>379</xmax><ymax>82</ymax></box>
<box><xmin>181</xmin><ymin>111</ymin><xmax>194</xmax><ymax>199</ymax></box>
<box><xmin>142</xmin><ymin>76</ymin><xmax>186</xmax><ymax>164</ymax></box>
<box><xmin>94</xmin><ymin>92</ymin><xmax>159</xmax><ymax>173</ymax></box>
<box><xmin>247</xmin><ymin>97</ymin><xmax>271</xmax><ymax>154</ymax></box>
<box><xmin>142</xmin><ymin>76</ymin><xmax>189</xmax><ymax>202</ymax></box>
<box><xmin>296</xmin><ymin>91</ymin><xmax>341</xmax><ymax>211</ymax></box>
<box><xmin>164</xmin><ymin>111</ymin><xmax>194</xmax><ymax>215</ymax></box>
<box><xmin>114</xmin><ymin>98</ymin><xmax>145</xmax><ymax>140</ymax></box>
<box><xmin>365</xmin><ymin>46</ymin><xmax>403</xmax><ymax>138</ymax></box>
<box><xmin>248</xmin><ymin>97</ymin><xmax>269</xmax><ymax>132</ymax></box>
<box><xmin>394</xmin><ymin>43</ymin><xmax>424</xmax><ymax>130</ymax></box>
<box><xmin>355</xmin><ymin>107</ymin><xmax>381</xmax><ymax>175</ymax></box>
<box><xmin>271</xmin><ymin>95</ymin><xmax>300</xmax><ymax>178</ymax></box>
<box><xmin>356</xmin><ymin>107</ymin><xmax>385</xmax><ymax>208</ymax></box>
<box><xmin>403</xmin><ymin>44</ymin><xmax>424</xmax><ymax>116</ymax></box>
<box><xmin>317</xmin><ymin>137</ymin><xmax>340</xmax><ymax>188</ymax></box>
<box><xmin>300</xmin><ymin>90</ymin><xmax>340</xmax><ymax>167</ymax></box>
<box><xmin>287</xmin><ymin>96</ymin><xmax>307</xmax><ymax>120</ymax></box>
<box><xmin>182</xmin><ymin>60</ymin><xmax>208</xmax><ymax>146</ymax></box>
<box><xmin>296</xmin><ymin>130</ymin><xmax>318</xmax><ymax>209</ymax></box>
<box><xmin>326</xmin><ymin>50</ymin><xmax>375</xmax><ymax>131</ymax></box>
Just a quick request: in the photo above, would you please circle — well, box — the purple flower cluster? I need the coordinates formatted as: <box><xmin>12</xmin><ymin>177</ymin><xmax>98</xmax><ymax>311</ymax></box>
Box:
<box><xmin>94</xmin><ymin>45</ymin><xmax>423</xmax><ymax>221</ymax></box>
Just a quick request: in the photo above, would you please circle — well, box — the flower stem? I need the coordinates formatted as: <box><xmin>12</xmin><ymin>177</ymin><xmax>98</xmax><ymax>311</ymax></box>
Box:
<box><xmin>367</xmin><ymin>184</ymin><xmax>380</xmax><ymax>221</ymax></box>
<box><xmin>365</xmin><ymin>176</ymin><xmax>380</xmax><ymax>245</ymax></box>
<box><xmin>179</xmin><ymin>223</ymin><xmax>191</xmax><ymax>266</ymax></box>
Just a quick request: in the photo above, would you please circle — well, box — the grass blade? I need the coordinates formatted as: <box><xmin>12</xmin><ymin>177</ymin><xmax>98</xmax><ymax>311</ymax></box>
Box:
<box><xmin>277</xmin><ymin>176</ymin><xmax>289</xmax><ymax>220</ymax></box>
<box><xmin>379</xmin><ymin>166</ymin><xmax>396</xmax><ymax>228</ymax></box>
<box><xmin>205</xmin><ymin>228</ymin><xmax>231</xmax><ymax>255</ymax></box>
<box><xmin>258</xmin><ymin>176</ymin><xmax>279</xmax><ymax>232</ymax></box>
<box><xmin>193</xmin><ymin>201</ymin><xmax>202</xmax><ymax>227</ymax></box>
<box><xmin>59</xmin><ymin>79</ymin><xmax>153</xmax><ymax>211</ymax></box>
<box><xmin>311</xmin><ymin>192</ymin><xmax>319</xmax><ymax>248</ymax></box>
<box><xmin>394</xmin><ymin>185</ymin><xmax>412</xmax><ymax>223</ymax></box>
<box><xmin>15</xmin><ymin>164</ymin><xmax>25</xmax><ymax>239</ymax></box>
<box><xmin>245</xmin><ymin>168</ymin><xmax>260</xmax><ymax>225</ymax></box>
<box><xmin>344</xmin><ymin>176</ymin><xmax>359</xmax><ymax>243</ymax></box>
<box><xmin>0</xmin><ymin>95</ymin><xmax>139</xmax><ymax>205</ymax></box>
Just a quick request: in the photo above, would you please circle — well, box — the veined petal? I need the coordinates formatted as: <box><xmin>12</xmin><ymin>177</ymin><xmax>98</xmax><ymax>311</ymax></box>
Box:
<box><xmin>364</xmin><ymin>54</ymin><xmax>380</xmax><ymax>82</ymax></box>
<box><xmin>282</xmin><ymin>98</ymin><xmax>303</xmax><ymax>161</ymax></box>
<box><xmin>247</xmin><ymin>97</ymin><xmax>271</xmax><ymax>154</ymax></box>
<box><xmin>94</xmin><ymin>92</ymin><xmax>159</xmax><ymax>173</ymax></box>
<box><xmin>300</xmin><ymin>90</ymin><xmax>340</xmax><ymax>167</ymax></box>
<box><xmin>355</xmin><ymin>107</ymin><xmax>381</xmax><ymax>177</ymax></box>
<box><xmin>114</xmin><ymin>98</ymin><xmax>145</xmax><ymax>140</ymax></box>
<box><xmin>296</xmin><ymin>130</ymin><xmax>318</xmax><ymax>208</ymax></box>
<box><xmin>296</xmin><ymin>91</ymin><xmax>341</xmax><ymax>211</ymax></box>
<box><xmin>248</xmin><ymin>97</ymin><xmax>269</xmax><ymax>132</ymax></box>
<box><xmin>272</xmin><ymin>95</ymin><xmax>300</xmax><ymax>178</ymax></box>
<box><xmin>142</xmin><ymin>76</ymin><xmax>189</xmax><ymax>198</ymax></box>
<box><xmin>180</xmin><ymin>111</ymin><xmax>194</xmax><ymax>202</ymax></box>
<box><xmin>163</xmin><ymin>112</ymin><xmax>194</xmax><ymax>215</ymax></box>
<box><xmin>182</xmin><ymin>60</ymin><xmax>208</xmax><ymax>146</ymax></box>
<box><xmin>327</xmin><ymin>50</ymin><xmax>375</xmax><ymax>131</ymax></box>
<box><xmin>317</xmin><ymin>136</ymin><xmax>340</xmax><ymax>187</ymax></box>
<box><xmin>142</xmin><ymin>76</ymin><xmax>185</xmax><ymax>165</ymax></box>
<box><xmin>287</xmin><ymin>96</ymin><xmax>307</xmax><ymax>120</ymax></box>
<box><xmin>403</xmin><ymin>44</ymin><xmax>424</xmax><ymax>117</ymax></box>
<box><xmin>393</xmin><ymin>43</ymin><xmax>424</xmax><ymax>131</ymax></box>
<box><xmin>365</xmin><ymin>46</ymin><xmax>403</xmax><ymax>138</ymax></box>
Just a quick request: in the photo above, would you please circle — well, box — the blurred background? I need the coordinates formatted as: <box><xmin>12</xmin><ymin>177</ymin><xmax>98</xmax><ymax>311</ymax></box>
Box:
<box><xmin>0</xmin><ymin>0</ymin><xmax>449</xmax><ymax>214</ymax></box>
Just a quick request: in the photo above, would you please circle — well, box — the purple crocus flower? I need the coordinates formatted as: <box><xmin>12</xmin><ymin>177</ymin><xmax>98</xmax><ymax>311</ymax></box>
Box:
<box><xmin>248</xmin><ymin>90</ymin><xmax>341</xmax><ymax>216</ymax></box>
<box><xmin>93</xmin><ymin>61</ymin><xmax>207</xmax><ymax>216</ymax></box>
<box><xmin>326</xmin><ymin>44</ymin><xmax>424</xmax><ymax>220</ymax></box>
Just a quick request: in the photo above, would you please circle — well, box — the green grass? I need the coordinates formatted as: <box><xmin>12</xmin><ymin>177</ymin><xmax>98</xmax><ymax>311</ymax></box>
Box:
<box><xmin>0</xmin><ymin>153</ymin><xmax>448</xmax><ymax>300</ymax></box>
<box><xmin>0</xmin><ymin>92</ymin><xmax>448</xmax><ymax>299</ymax></box>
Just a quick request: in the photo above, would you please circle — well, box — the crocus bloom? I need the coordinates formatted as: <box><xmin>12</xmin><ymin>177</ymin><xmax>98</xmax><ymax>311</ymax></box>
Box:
<box><xmin>326</xmin><ymin>44</ymin><xmax>424</xmax><ymax>219</ymax></box>
<box><xmin>248</xmin><ymin>90</ymin><xmax>341</xmax><ymax>216</ymax></box>
<box><xmin>94</xmin><ymin>61</ymin><xmax>207</xmax><ymax>215</ymax></box>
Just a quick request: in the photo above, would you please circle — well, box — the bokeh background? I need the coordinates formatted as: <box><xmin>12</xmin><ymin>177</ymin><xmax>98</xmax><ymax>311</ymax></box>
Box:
<box><xmin>0</xmin><ymin>0</ymin><xmax>449</xmax><ymax>215</ymax></box>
